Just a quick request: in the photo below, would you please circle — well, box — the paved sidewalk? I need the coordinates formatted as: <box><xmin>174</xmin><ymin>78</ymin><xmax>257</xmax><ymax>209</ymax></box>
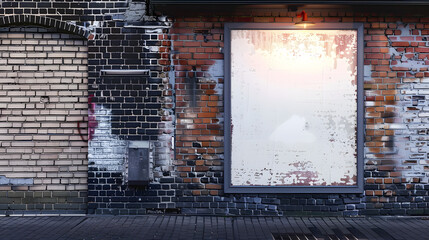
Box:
<box><xmin>0</xmin><ymin>215</ymin><xmax>428</xmax><ymax>240</ymax></box>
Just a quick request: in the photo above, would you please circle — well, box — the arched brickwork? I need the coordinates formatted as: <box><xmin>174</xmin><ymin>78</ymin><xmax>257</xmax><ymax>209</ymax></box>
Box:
<box><xmin>0</xmin><ymin>15</ymin><xmax>90</xmax><ymax>39</ymax></box>
<box><xmin>0</xmin><ymin>23</ymin><xmax>89</xmax><ymax>213</ymax></box>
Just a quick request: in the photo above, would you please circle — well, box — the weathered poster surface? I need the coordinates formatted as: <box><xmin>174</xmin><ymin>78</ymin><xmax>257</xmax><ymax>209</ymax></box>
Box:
<box><xmin>230</xmin><ymin>30</ymin><xmax>358</xmax><ymax>186</ymax></box>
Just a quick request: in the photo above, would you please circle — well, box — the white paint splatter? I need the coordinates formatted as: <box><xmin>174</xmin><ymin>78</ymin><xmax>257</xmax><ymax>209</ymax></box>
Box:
<box><xmin>88</xmin><ymin>105</ymin><xmax>127</xmax><ymax>172</ymax></box>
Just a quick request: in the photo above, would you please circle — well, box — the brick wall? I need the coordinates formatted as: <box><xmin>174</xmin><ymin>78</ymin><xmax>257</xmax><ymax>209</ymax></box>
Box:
<box><xmin>364</xmin><ymin>19</ymin><xmax>429</xmax><ymax>215</ymax></box>
<box><xmin>167</xmin><ymin>8</ymin><xmax>429</xmax><ymax>216</ymax></box>
<box><xmin>83</xmin><ymin>8</ymin><xmax>175</xmax><ymax>215</ymax></box>
<box><xmin>0</xmin><ymin>1</ymin><xmax>175</xmax><ymax>215</ymax></box>
<box><xmin>0</xmin><ymin>27</ymin><xmax>88</xmax><ymax>213</ymax></box>
<box><xmin>1</xmin><ymin>1</ymin><xmax>429</xmax><ymax>216</ymax></box>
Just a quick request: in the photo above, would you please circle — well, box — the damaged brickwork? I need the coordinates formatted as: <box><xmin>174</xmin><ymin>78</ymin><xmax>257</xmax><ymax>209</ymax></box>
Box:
<box><xmin>1</xmin><ymin>1</ymin><xmax>429</xmax><ymax>216</ymax></box>
<box><xmin>364</xmin><ymin>20</ymin><xmax>429</xmax><ymax>215</ymax></box>
<box><xmin>164</xmin><ymin>8</ymin><xmax>429</xmax><ymax>216</ymax></box>
<box><xmin>0</xmin><ymin>1</ymin><xmax>175</xmax><ymax>215</ymax></box>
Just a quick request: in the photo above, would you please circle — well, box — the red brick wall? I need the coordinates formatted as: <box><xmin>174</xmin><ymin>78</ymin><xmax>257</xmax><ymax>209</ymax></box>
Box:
<box><xmin>172</xmin><ymin>19</ymin><xmax>224</xmax><ymax>198</ymax></box>
<box><xmin>169</xmin><ymin>9</ymin><xmax>429</xmax><ymax>215</ymax></box>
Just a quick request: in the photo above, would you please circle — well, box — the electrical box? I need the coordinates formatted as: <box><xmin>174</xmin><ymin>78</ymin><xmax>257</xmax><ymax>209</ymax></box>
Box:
<box><xmin>128</xmin><ymin>141</ymin><xmax>150</xmax><ymax>186</ymax></box>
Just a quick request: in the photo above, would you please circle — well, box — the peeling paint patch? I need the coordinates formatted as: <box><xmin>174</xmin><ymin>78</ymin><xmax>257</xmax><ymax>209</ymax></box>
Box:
<box><xmin>383</xmin><ymin>22</ymin><xmax>429</xmax><ymax>181</ymax></box>
<box><xmin>88</xmin><ymin>105</ymin><xmax>127</xmax><ymax>172</ymax></box>
<box><xmin>206</xmin><ymin>60</ymin><xmax>224</xmax><ymax>95</ymax></box>
<box><xmin>388</xmin><ymin>24</ymin><xmax>427</xmax><ymax>73</ymax></box>
<box><xmin>207</xmin><ymin>60</ymin><xmax>224</xmax><ymax>77</ymax></box>
<box><xmin>124</xmin><ymin>2</ymin><xmax>147</xmax><ymax>22</ymax></box>
<box><xmin>364</xmin><ymin>65</ymin><xmax>372</xmax><ymax>78</ymax></box>
<box><xmin>0</xmin><ymin>176</ymin><xmax>33</xmax><ymax>185</ymax></box>
<box><xmin>82</xmin><ymin>21</ymin><xmax>105</xmax><ymax>39</ymax></box>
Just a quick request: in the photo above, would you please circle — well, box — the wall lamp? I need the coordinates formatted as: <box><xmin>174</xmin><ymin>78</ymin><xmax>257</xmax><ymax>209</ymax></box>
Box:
<box><xmin>295</xmin><ymin>11</ymin><xmax>315</xmax><ymax>28</ymax></box>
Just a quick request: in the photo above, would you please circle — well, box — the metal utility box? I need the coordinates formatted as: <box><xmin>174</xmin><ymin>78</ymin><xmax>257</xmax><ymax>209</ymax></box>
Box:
<box><xmin>127</xmin><ymin>141</ymin><xmax>150</xmax><ymax>186</ymax></box>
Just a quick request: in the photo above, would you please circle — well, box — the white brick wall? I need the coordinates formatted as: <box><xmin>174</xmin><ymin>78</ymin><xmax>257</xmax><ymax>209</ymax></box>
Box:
<box><xmin>0</xmin><ymin>31</ymin><xmax>88</xmax><ymax>191</ymax></box>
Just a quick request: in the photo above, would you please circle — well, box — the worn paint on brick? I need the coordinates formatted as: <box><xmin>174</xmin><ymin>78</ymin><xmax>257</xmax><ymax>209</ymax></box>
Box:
<box><xmin>230</xmin><ymin>30</ymin><xmax>358</xmax><ymax>186</ymax></box>
<box><xmin>88</xmin><ymin>105</ymin><xmax>127</xmax><ymax>172</ymax></box>
<box><xmin>380</xmin><ymin>23</ymin><xmax>429</xmax><ymax>182</ymax></box>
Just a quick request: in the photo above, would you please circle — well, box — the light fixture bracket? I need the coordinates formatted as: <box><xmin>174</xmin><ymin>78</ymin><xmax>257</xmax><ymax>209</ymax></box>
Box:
<box><xmin>296</xmin><ymin>10</ymin><xmax>315</xmax><ymax>27</ymax></box>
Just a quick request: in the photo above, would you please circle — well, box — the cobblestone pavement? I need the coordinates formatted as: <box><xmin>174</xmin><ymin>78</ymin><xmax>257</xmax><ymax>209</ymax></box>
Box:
<box><xmin>0</xmin><ymin>215</ymin><xmax>428</xmax><ymax>240</ymax></box>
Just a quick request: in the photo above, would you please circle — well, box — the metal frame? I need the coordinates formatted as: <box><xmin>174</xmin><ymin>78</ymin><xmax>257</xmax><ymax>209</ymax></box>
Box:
<box><xmin>100</xmin><ymin>69</ymin><xmax>150</xmax><ymax>76</ymax></box>
<box><xmin>224</xmin><ymin>23</ymin><xmax>364</xmax><ymax>193</ymax></box>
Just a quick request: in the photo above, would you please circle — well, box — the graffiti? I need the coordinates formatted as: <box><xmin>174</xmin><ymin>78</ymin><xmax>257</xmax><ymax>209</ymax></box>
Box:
<box><xmin>78</xmin><ymin>94</ymin><xmax>98</xmax><ymax>142</ymax></box>
<box><xmin>88</xmin><ymin>94</ymin><xmax>98</xmax><ymax>140</ymax></box>
<box><xmin>77</xmin><ymin>120</ymin><xmax>87</xmax><ymax>142</ymax></box>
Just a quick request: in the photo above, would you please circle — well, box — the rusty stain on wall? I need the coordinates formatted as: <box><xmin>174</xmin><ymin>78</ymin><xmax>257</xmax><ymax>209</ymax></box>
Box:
<box><xmin>230</xmin><ymin>30</ymin><xmax>358</xmax><ymax>186</ymax></box>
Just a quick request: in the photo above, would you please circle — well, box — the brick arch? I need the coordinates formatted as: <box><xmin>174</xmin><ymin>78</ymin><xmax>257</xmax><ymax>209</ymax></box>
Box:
<box><xmin>0</xmin><ymin>23</ymin><xmax>89</xmax><ymax>213</ymax></box>
<box><xmin>0</xmin><ymin>14</ymin><xmax>91</xmax><ymax>39</ymax></box>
